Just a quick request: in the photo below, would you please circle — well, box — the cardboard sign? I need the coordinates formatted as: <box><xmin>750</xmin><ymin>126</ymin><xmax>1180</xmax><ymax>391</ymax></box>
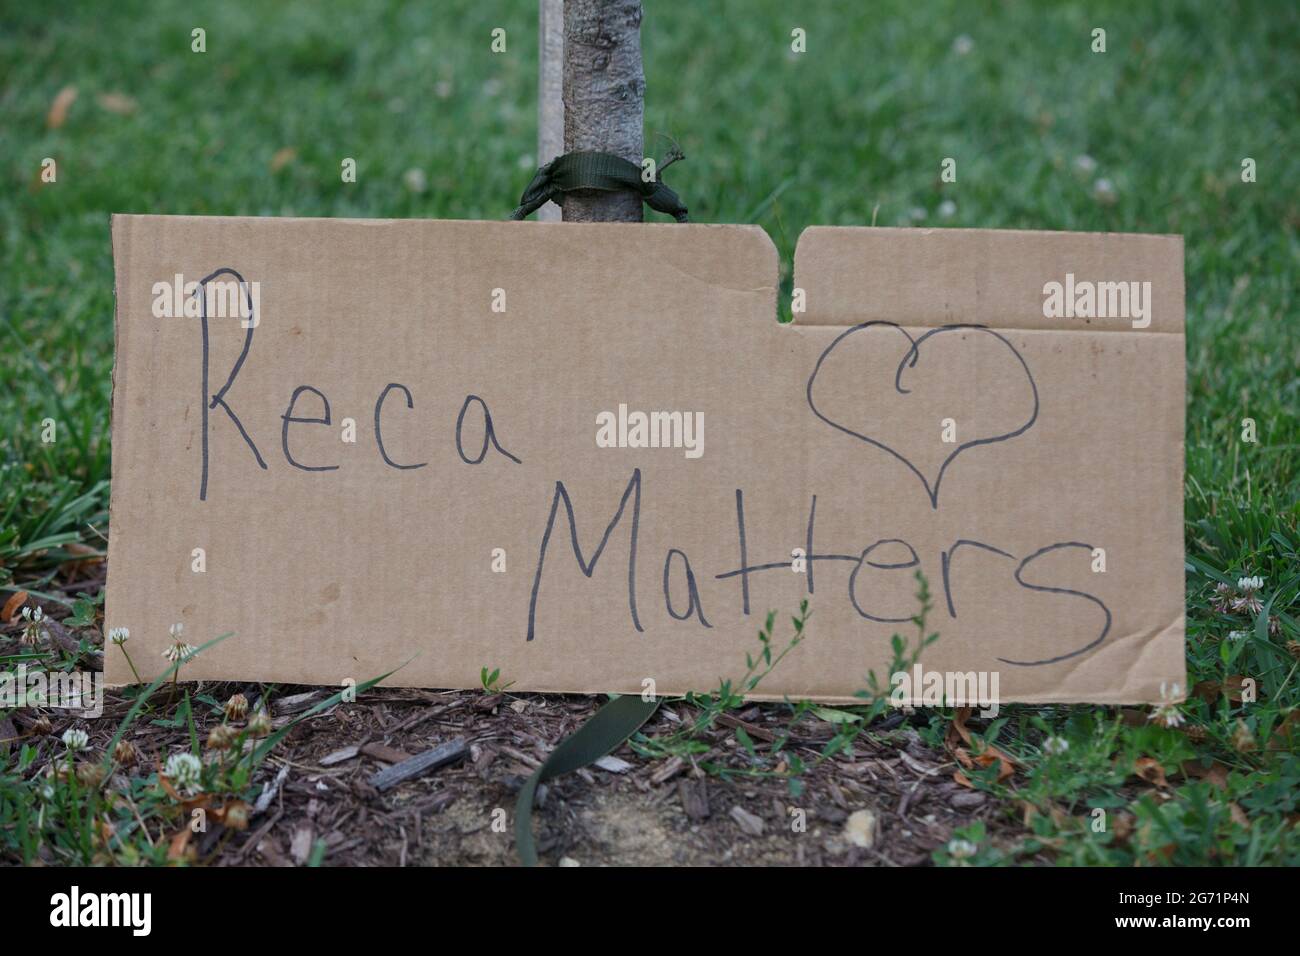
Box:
<box><xmin>107</xmin><ymin>216</ymin><xmax>1184</xmax><ymax>703</ymax></box>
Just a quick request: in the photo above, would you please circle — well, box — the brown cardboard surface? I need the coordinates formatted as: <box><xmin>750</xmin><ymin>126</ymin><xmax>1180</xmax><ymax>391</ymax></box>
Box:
<box><xmin>107</xmin><ymin>216</ymin><xmax>1185</xmax><ymax>703</ymax></box>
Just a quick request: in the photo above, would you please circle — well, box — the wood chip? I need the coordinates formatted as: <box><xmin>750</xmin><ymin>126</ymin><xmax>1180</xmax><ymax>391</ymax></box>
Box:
<box><xmin>843</xmin><ymin>809</ymin><xmax>877</xmax><ymax>848</ymax></box>
<box><xmin>594</xmin><ymin>755</ymin><xmax>633</xmax><ymax>774</ymax></box>
<box><xmin>897</xmin><ymin>749</ymin><xmax>933</xmax><ymax>776</ymax></box>
<box><xmin>716</xmin><ymin>712</ymin><xmax>777</xmax><ymax>743</ymax></box>
<box><xmin>650</xmin><ymin>755</ymin><xmax>685</xmax><ymax>786</ymax></box>
<box><xmin>253</xmin><ymin>764</ymin><xmax>290</xmax><ymax>814</ymax></box>
<box><xmin>289</xmin><ymin>824</ymin><xmax>314</xmax><ymax>865</ymax></box>
<box><xmin>677</xmin><ymin>778</ymin><xmax>710</xmax><ymax>820</ymax></box>
<box><xmin>368</xmin><ymin>738</ymin><xmax>468</xmax><ymax>792</ymax></box>
<box><xmin>319</xmin><ymin>745</ymin><xmax>360</xmax><ymax>766</ymax></box>
<box><xmin>274</xmin><ymin>690</ymin><xmax>328</xmax><ymax>715</ymax></box>
<box><xmin>361</xmin><ymin>742</ymin><xmax>411</xmax><ymax>765</ymax></box>
<box><xmin>499</xmin><ymin>744</ymin><xmax>541</xmax><ymax>769</ymax></box>
<box><xmin>730</xmin><ymin>805</ymin><xmax>765</xmax><ymax>836</ymax></box>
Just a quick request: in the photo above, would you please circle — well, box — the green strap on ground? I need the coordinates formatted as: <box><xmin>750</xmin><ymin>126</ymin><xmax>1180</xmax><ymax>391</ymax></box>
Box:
<box><xmin>515</xmin><ymin>694</ymin><xmax>661</xmax><ymax>866</ymax></box>
<box><xmin>511</xmin><ymin>150</ymin><xmax>689</xmax><ymax>222</ymax></box>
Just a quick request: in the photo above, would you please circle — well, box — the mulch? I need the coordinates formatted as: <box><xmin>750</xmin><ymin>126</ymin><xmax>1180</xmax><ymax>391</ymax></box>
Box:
<box><xmin>3</xmin><ymin>585</ymin><xmax>1008</xmax><ymax>866</ymax></box>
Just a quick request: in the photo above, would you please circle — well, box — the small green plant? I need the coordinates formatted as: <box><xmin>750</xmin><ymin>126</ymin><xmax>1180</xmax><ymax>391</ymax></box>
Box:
<box><xmin>479</xmin><ymin>666</ymin><xmax>514</xmax><ymax>694</ymax></box>
<box><xmin>631</xmin><ymin>600</ymin><xmax>809</xmax><ymax>783</ymax></box>
<box><xmin>0</xmin><ymin>632</ymin><xmax>395</xmax><ymax>865</ymax></box>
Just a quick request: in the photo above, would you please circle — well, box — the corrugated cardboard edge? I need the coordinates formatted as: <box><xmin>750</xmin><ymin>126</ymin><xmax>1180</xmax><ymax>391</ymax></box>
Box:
<box><xmin>105</xmin><ymin>214</ymin><xmax>128</xmax><ymax>688</ymax></box>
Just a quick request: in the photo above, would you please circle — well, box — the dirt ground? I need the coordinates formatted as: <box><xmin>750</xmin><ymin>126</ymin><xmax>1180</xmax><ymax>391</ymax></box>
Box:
<box><xmin>31</xmin><ymin>682</ymin><xmax>1011</xmax><ymax>866</ymax></box>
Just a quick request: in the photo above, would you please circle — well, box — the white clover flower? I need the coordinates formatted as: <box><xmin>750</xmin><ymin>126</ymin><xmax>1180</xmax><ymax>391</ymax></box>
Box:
<box><xmin>1148</xmin><ymin>681</ymin><xmax>1185</xmax><ymax>728</ymax></box>
<box><xmin>947</xmin><ymin>838</ymin><xmax>978</xmax><ymax>860</ymax></box>
<box><xmin>107</xmin><ymin>627</ymin><xmax>130</xmax><ymax>645</ymax></box>
<box><xmin>908</xmin><ymin>206</ymin><xmax>927</xmax><ymax>222</ymax></box>
<box><xmin>61</xmin><ymin>728</ymin><xmax>89</xmax><ymax>752</ymax></box>
<box><xmin>162</xmin><ymin>641</ymin><xmax>198</xmax><ymax>663</ymax></box>
<box><xmin>169</xmin><ymin>622</ymin><xmax>184</xmax><ymax>639</ymax></box>
<box><xmin>938</xmin><ymin>199</ymin><xmax>957</xmax><ymax>219</ymax></box>
<box><xmin>1237</xmin><ymin>575</ymin><xmax>1264</xmax><ymax>593</ymax></box>
<box><xmin>1149</xmin><ymin>702</ymin><xmax>1185</xmax><ymax>729</ymax></box>
<box><xmin>19</xmin><ymin>606</ymin><xmax>48</xmax><ymax>646</ymax></box>
<box><xmin>403</xmin><ymin>168</ymin><xmax>428</xmax><ymax>194</ymax></box>
<box><xmin>1073</xmin><ymin>154</ymin><xmax>1097</xmax><ymax>175</ymax></box>
<box><xmin>1232</xmin><ymin>592</ymin><xmax>1264</xmax><ymax>615</ymax></box>
<box><xmin>164</xmin><ymin>752</ymin><xmax>203</xmax><ymax>793</ymax></box>
<box><xmin>1228</xmin><ymin>629</ymin><xmax>1249</xmax><ymax>642</ymax></box>
<box><xmin>1043</xmin><ymin>736</ymin><xmax>1070</xmax><ymax>756</ymax></box>
<box><xmin>951</xmin><ymin>35</ymin><xmax>974</xmax><ymax>56</ymax></box>
<box><xmin>1092</xmin><ymin>178</ymin><xmax>1117</xmax><ymax>204</ymax></box>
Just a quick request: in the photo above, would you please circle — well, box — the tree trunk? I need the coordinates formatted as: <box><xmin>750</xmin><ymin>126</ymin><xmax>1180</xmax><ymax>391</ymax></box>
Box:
<box><xmin>536</xmin><ymin>0</ymin><xmax>564</xmax><ymax>222</ymax></box>
<box><xmin>562</xmin><ymin>0</ymin><xmax>644</xmax><ymax>222</ymax></box>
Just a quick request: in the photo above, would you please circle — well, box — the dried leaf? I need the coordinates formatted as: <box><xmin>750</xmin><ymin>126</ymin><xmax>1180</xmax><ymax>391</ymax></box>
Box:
<box><xmin>1192</xmin><ymin>680</ymin><xmax>1221</xmax><ymax>705</ymax></box>
<box><xmin>1267</xmin><ymin>710</ymin><xmax>1299</xmax><ymax>751</ymax></box>
<box><xmin>269</xmin><ymin>147</ymin><xmax>297</xmax><ymax>172</ymax></box>
<box><xmin>945</xmin><ymin>708</ymin><xmax>1014</xmax><ymax>782</ymax></box>
<box><xmin>2</xmin><ymin>590</ymin><xmax>28</xmax><ymax>624</ymax></box>
<box><xmin>47</xmin><ymin>85</ymin><xmax>78</xmax><ymax>129</ymax></box>
<box><xmin>157</xmin><ymin>766</ymin><xmax>211</xmax><ymax>814</ymax></box>
<box><xmin>1133</xmin><ymin>756</ymin><xmax>1168</xmax><ymax>788</ymax></box>
<box><xmin>1119</xmin><ymin>708</ymin><xmax>1149</xmax><ymax>727</ymax></box>
<box><xmin>166</xmin><ymin>827</ymin><xmax>195</xmax><ymax>862</ymax></box>
<box><xmin>945</xmin><ymin>705</ymin><xmax>975</xmax><ymax>749</ymax></box>
<box><xmin>211</xmin><ymin>800</ymin><xmax>250</xmax><ymax>831</ymax></box>
<box><xmin>975</xmin><ymin>748</ymin><xmax>1015</xmax><ymax>782</ymax></box>
<box><xmin>96</xmin><ymin>91</ymin><xmax>137</xmax><ymax>115</ymax></box>
<box><xmin>1229</xmin><ymin>802</ymin><xmax>1250</xmax><ymax>828</ymax></box>
<box><xmin>1222</xmin><ymin>675</ymin><xmax>1254</xmax><ymax>704</ymax></box>
<box><xmin>1181</xmin><ymin>759</ymin><xmax>1229</xmax><ymax>789</ymax></box>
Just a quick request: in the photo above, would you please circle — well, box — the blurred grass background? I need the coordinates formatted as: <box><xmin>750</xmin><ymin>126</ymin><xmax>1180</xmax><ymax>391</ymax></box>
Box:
<box><xmin>1</xmin><ymin>0</ymin><xmax>1294</xmax><ymax>525</ymax></box>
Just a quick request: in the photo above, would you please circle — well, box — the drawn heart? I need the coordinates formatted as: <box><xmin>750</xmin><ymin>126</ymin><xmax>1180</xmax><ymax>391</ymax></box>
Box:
<box><xmin>805</xmin><ymin>322</ymin><xmax>1039</xmax><ymax>508</ymax></box>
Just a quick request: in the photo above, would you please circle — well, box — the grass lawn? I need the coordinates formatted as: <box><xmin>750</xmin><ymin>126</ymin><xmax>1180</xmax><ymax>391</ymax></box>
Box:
<box><xmin>0</xmin><ymin>0</ymin><xmax>1297</xmax><ymax>865</ymax></box>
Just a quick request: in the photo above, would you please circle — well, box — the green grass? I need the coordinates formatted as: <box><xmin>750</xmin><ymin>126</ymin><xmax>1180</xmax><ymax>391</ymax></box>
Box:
<box><xmin>1</xmin><ymin>0</ymin><xmax>1297</xmax><ymax>864</ymax></box>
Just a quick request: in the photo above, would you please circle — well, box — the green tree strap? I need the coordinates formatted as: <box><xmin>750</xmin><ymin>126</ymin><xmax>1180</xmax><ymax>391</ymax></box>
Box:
<box><xmin>515</xmin><ymin>693</ymin><xmax>661</xmax><ymax>866</ymax></box>
<box><xmin>511</xmin><ymin>150</ymin><xmax>689</xmax><ymax>222</ymax></box>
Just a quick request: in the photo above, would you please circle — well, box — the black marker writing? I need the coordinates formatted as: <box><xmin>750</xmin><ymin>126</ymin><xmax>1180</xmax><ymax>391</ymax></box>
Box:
<box><xmin>527</xmin><ymin>469</ymin><xmax>642</xmax><ymax>642</ymax></box>
<box><xmin>281</xmin><ymin>385</ymin><xmax>338</xmax><ymax>472</ymax></box>
<box><xmin>374</xmin><ymin>383</ymin><xmax>428</xmax><ymax>470</ymax></box>
<box><xmin>198</xmin><ymin>267</ymin><xmax>266</xmax><ymax>501</ymax></box>
<box><xmin>1000</xmin><ymin>542</ymin><xmax>1111</xmax><ymax>666</ymax></box>
<box><xmin>806</xmin><ymin>322</ymin><xmax>1039</xmax><ymax>509</ymax></box>
<box><xmin>456</xmin><ymin>395</ymin><xmax>521</xmax><ymax>465</ymax></box>
<box><xmin>847</xmin><ymin>538</ymin><xmax>920</xmax><ymax>623</ymax></box>
<box><xmin>663</xmin><ymin>548</ymin><xmax>712</xmax><ymax>628</ymax></box>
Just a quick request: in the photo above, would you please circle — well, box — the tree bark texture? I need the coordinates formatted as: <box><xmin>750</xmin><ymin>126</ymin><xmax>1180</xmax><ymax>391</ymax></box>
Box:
<box><xmin>537</xmin><ymin>0</ymin><xmax>564</xmax><ymax>221</ymax></box>
<box><xmin>562</xmin><ymin>0</ymin><xmax>645</xmax><ymax>222</ymax></box>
